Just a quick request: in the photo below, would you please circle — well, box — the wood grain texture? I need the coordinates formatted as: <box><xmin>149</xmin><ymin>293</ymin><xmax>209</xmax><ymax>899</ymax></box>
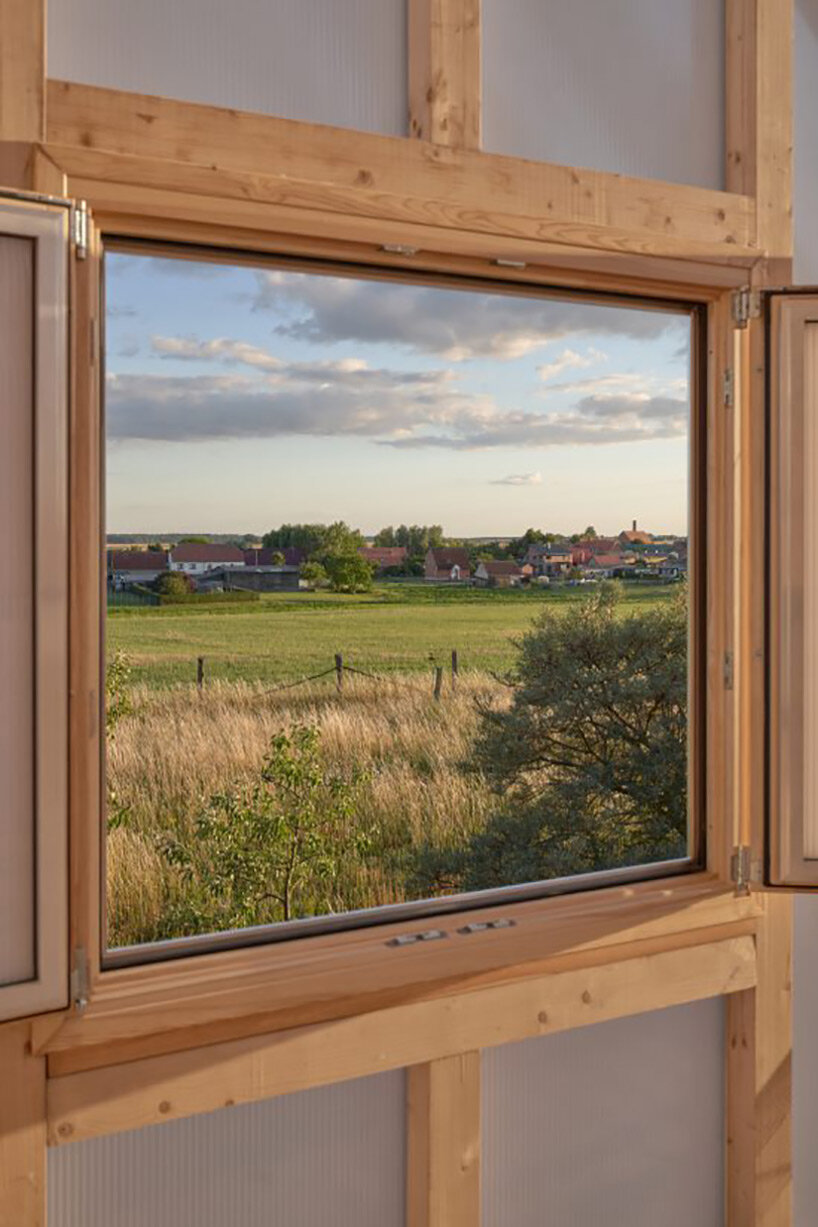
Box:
<box><xmin>45</xmin><ymin>935</ymin><xmax>756</xmax><ymax>1147</ymax></box>
<box><xmin>407</xmin><ymin>1053</ymin><xmax>480</xmax><ymax>1227</ymax></box>
<box><xmin>0</xmin><ymin>1020</ymin><xmax>46</xmax><ymax>1227</ymax></box>
<box><xmin>39</xmin><ymin>875</ymin><xmax>759</xmax><ymax>1070</ymax></box>
<box><xmin>45</xmin><ymin>80</ymin><xmax>757</xmax><ymax>261</ymax></box>
<box><xmin>409</xmin><ymin>0</ymin><xmax>481</xmax><ymax>148</ymax></box>
<box><xmin>0</xmin><ymin>0</ymin><xmax>44</xmax><ymax>141</ymax></box>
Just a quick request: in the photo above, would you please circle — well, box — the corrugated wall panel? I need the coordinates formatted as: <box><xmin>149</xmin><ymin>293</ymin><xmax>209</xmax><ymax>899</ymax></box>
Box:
<box><xmin>47</xmin><ymin>1070</ymin><xmax>406</xmax><ymax>1227</ymax></box>
<box><xmin>482</xmin><ymin>999</ymin><xmax>725</xmax><ymax>1227</ymax></box>
<box><xmin>47</xmin><ymin>0</ymin><xmax>407</xmax><ymax>136</ymax></box>
<box><xmin>482</xmin><ymin>0</ymin><xmax>725</xmax><ymax>189</ymax></box>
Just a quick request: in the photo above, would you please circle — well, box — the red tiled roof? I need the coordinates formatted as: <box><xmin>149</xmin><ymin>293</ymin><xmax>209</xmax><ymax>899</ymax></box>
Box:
<box><xmin>243</xmin><ymin>547</ymin><xmax>304</xmax><ymax>567</ymax></box>
<box><xmin>429</xmin><ymin>547</ymin><xmax>470</xmax><ymax>569</ymax></box>
<box><xmin>480</xmin><ymin>560</ymin><xmax>522</xmax><ymax>576</ymax></box>
<box><xmin>108</xmin><ymin>549</ymin><xmax>168</xmax><ymax>571</ymax></box>
<box><xmin>171</xmin><ymin>543</ymin><xmax>244</xmax><ymax>563</ymax></box>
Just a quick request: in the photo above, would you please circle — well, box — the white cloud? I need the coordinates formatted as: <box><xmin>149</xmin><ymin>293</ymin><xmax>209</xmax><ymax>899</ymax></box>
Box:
<box><xmin>537</xmin><ymin>348</ymin><xmax>606</xmax><ymax>383</ymax></box>
<box><xmin>491</xmin><ymin>472</ymin><xmax>543</xmax><ymax>486</ymax></box>
<box><xmin>251</xmin><ymin>271</ymin><xmax>685</xmax><ymax>360</ymax></box>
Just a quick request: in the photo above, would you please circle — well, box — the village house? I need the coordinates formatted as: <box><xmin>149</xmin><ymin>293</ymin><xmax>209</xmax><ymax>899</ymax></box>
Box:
<box><xmin>168</xmin><ymin>542</ymin><xmax>246</xmax><ymax>575</ymax></box>
<box><xmin>424</xmin><ymin>547</ymin><xmax>471</xmax><ymax>581</ymax></box>
<box><xmin>359</xmin><ymin>545</ymin><xmax>408</xmax><ymax>573</ymax></box>
<box><xmin>618</xmin><ymin>519</ymin><xmax>654</xmax><ymax>546</ymax></box>
<box><xmin>107</xmin><ymin>549</ymin><xmax>169</xmax><ymax>587</ymax></box>
<box><xmin>474</xmin><ymin>559</ymin><xmax>523</xmax><ymax>588</ymax></box>
<box><xmin>522</xmin><ymin>543</ymin><xmax>573</xmax><ymax>579</ymax></box>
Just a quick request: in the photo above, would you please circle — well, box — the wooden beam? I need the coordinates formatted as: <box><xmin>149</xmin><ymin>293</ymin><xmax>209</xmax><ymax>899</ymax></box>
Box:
<box><xmin>0</xmin><ymin>1021</ymin><xmax>46</xmax><ymax>1227</ymax></box>
<box><xmin>407</xmin><ymin>1053</ymin><xmax>480</xmax><ymax>1227</ymax></box>
<box><xmin>409</xmin><ymin>0</ymin><xmax>481</xmax><ymax>149</ymax></box>
<box><xmin>46</xmin><ymin>935</ymin><xmax>755</xmax><ymax>1146</ymax></box>
<box><xmin>39</xmin><ymin>876</ymin><xmax>759</xmax><ymax>1071</ymax></box>
<box><xmin>0</xmin><ymin>0</ymin><xmax>45</xmax><ymax>142</ymax></box>
<box><xmin>725</xmin><ymin>0</ymin><xmax>792</xmax><ymax>257</ymax></box>
<box><xmin>45</xmin><ymin>81</ymin><xmax>757</xmax><ymax>262</ymax></box>
<box><xmin>754</xmin><ymin>894</ymin><xmax>792</xmax><ymax>1227</ymax></box>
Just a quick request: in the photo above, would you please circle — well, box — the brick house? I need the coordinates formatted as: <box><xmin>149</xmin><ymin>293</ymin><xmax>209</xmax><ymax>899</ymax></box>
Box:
<box><xmin>424</xmin><ymin>547</ymin><xmax>471</xmax><ymax>581</ymax></box>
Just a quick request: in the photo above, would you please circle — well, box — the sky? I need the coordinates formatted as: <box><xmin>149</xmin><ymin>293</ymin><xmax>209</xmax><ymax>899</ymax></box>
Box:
<box><xmin>105</xmin><ymin>252</ymin><xmax>691</xmax><ymax>539</ymax></box>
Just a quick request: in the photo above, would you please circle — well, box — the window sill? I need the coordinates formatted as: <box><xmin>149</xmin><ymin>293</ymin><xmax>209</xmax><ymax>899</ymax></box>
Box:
<box><xmin>38</xmin><ymin>871</ymin><xmax>759</xmax><ymax>1075</ymax></box>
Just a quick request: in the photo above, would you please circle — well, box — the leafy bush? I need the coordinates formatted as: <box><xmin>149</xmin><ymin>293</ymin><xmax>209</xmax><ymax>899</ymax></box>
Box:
<box><xmin>157</xmin><ymin>589</ymin><xmax>260</xmax><ymax>606</ymax></box>
<box><xmin>154</xmin><ymin>571</ymin><xmax>196</xmax><ymax>596</ymax></box>
<box><xmin>157</xmin><ymin>725</ymin><xmax>371</xmax><ymax>932</ymax></box>
<box><xmin>324</xmin><ymin>554</ymin><xmax>375</xmax><ymax>593</ymax></box>
<box><xmin>419</xmin><ymin>583</ymin><xmax>688</xmax><ymax>892</ymax></box>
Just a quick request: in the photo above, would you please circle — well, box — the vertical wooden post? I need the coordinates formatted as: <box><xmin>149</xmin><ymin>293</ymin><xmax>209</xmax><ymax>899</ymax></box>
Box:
<box><xmin>335</xmin><ymin>653</ymin><xmax>344</xmax><ymax>692</ymax></box>
<box><xmin>407</xmin><ymin>1052</ymin><xmax>481</xmax><ymax>1227</ymax></box>
<box><xmin>433</xmin><ymin>666</ymin><xmax>444</xmax><ymax>701</ymax></box>
<box><xmin>451</xmin><ymin>649</ymin><xmax>459</xmax><ymax>684</ymax></box>
<box><xmin>197</xmin><ymin>656</ymin><xmax>205</xmax><ymax>690</ymax></box>
<box><xmin>725</xmin><ymin>0</ymin><xmax>792</xmax><ymax>257</ymax></box>
<box><xmin>0</xmin><ymin>1020</ymin><xmax>46</xmax><ymax>1227</ymax></box>
<box><xmin>0</xmin><ymin>0</ymin><xmax>45</xmax><ymax>143</ymax></box>
<box><xmin>408</xmin><ymin>0</ymin><xmax>481</xmax><ymax>148</ymax></box>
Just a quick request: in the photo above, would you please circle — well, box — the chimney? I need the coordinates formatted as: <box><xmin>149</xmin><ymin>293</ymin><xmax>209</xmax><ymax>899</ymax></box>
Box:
<box><xmin>632</xmin><ymin>519</ymin><xmax>637</xmax><ymax>533</ymax></box>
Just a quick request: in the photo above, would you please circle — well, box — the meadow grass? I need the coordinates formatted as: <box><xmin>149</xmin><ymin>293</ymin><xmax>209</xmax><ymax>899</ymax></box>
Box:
<box><xmin>108</xmin><ymin>582</ymin><xmax>678</xmax><ymax>689</ymax></box>
<box><xmin>106</xmin><ymin>672</ymin><xmax>506</xmax><ymax>947</ymax></box>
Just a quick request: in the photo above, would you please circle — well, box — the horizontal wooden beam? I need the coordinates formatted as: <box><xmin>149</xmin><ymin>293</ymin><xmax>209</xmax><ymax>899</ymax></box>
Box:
<box><xmin>47</xmin><ymin>935</ymin><xmax>755</xmax><ymax>1147</ymax></box>
<box><xmin>38</xmin><ymin>876</ymin><xmax>759</xmax><ymax>1072</ymax></box>
<box><xmin>46</xmin><ymin>80</ymin><xmax>756</xmax><ymax>262</ymax></box>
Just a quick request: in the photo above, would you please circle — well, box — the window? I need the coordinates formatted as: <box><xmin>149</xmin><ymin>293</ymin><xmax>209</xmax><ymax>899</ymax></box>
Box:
<box><xmin>103</xmin><ymin>243</ymin><xmax>703</xmax><ymax>962</ymax></box>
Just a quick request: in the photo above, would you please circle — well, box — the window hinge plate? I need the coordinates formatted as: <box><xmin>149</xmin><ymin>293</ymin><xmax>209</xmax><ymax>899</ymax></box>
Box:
<box><xmin>70</xmin><ymin>946</ymin><xmax>89</xmax><ymax>1012</ymax></box>
<box><xmin>71</xmin><ymin>199</ymin><xmax>88</xmax><ymax>260</ymax></box>
<box><xmin>723</xmin><ymin>367</ymin><xmax>734</xmax><ymax>408</ymax></box>
<box><xmin>731</xmin><ymin>287</ymin><xmax>762</xmax><ymax>329</ymax></box>
<box><xmin>730</xmin><ymin>845</ymin><xmax>760</xmax><ymax>893</ymax></box>
<box><xmin>723</xmin><ymin>651</ymin><xmax>734</xmax><ymax>690</ymax></box>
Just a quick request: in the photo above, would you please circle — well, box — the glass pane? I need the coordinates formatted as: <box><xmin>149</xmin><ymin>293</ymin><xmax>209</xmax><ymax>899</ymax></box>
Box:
<box><xmin>104</xmin><ymin>249</ymin><xmax>694</xmax><ymax>954</ymax></box>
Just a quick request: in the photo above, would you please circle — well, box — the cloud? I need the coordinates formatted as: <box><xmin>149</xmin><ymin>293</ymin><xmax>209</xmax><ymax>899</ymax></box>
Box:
<box><xmin>251</xmin><ymin>271</ymin><xmax>685</xmax><ymax>360</ymax></box>
<box><xmin>107</xmin><ymin>364</ymin><xmax>688</xmax><ymax>451</ymax></box>
<box><xmin>491</xmin><ymin>472</ymin><xmax>543</xmax><ymax>486</ymax></box>
<box><xmin>538</xmin><ymin>348</ymin><xmax>606</xmax><ymax>382</ymax></box>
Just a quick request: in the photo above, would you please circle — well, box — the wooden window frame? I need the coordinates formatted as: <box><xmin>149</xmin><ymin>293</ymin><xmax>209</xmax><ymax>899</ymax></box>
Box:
<box><xmin>0</xmin><ymin>2</ymin><xmax>794</xmax><ymax>1225</ymax></box>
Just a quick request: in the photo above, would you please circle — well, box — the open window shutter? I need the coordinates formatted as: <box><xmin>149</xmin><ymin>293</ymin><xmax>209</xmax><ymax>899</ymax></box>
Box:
<box><xmin>0</xmin><ymin>196</ymin><xmax>70</xmax><ymax>1019</ymax></box>
<box><xmin>768</xmin><ymin>294</ymin><xmax>818</xmax><ymax>887</ymax></box>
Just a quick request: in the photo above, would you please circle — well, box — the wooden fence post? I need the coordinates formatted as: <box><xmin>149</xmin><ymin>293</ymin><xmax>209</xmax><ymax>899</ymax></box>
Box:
<box><xmin>335</xmin><ymin>653</ymin><xmax>344</xmax><ymax>692</ymax></box>
<box><xmin>451</xmin><ymin>649</ymin><xmax>459</xmax><ymax>685</ymax></box>
<box><xmin>434</xmin><ymin>666</ymin><xmax>444</xmax><ymax>701</ymax></box>
<box><xmin>197</xmin><ymin>656</ymin><xmax>205</xmax><ymax>690</ymax></box>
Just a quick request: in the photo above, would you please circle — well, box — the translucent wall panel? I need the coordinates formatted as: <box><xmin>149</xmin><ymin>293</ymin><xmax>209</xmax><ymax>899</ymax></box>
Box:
<box><xmin>483</xmin><ymin>999</ymin><xmax>725</xmax><ymax>1227</ymax></box>
<box><xmin>48</xmin><ymin>1071</ymin><xmax>405</xmax><ymax>1227</ymax></box>
<box><xmin>482</xmin><ymin>0</ymin><xmax>725</xmax><ymax>189</ymax></box>
<box><xmin>795</xmin><ymin>0</ymin><xmax>818</xmax><ymax>283</ymax></box>
<box><xmin>0</xmin><ymin>235</ymin><xmax>35</xmax><ymax>988</ymax></box>
<box><xmin>47</xmin><ymin>0</ymin><xmax>407</xmax><ymax>136</ymax></box>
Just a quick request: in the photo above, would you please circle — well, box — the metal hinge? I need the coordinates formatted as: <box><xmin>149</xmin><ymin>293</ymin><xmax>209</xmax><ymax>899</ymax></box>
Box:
<box><xmin>387</xmin><ymin>928</ymin><xmax>447</xmax><ymax>947</ymax></box>
<box><xmin>723</xmin><ymin>651</ymin><xmax>734</xmax><ymax>690</ymax></box>
<box><xmin>380</xmin><ymin>243</ymin><xmax>418</xmax><ymax>257</ymax></box>
<box><xmin>70</xmin><ymin>946</ymin><xmax>89</xmax><ymax>1013</ymax></box>
<box><xmin>730</xmin><ymin>845</ymin><xmax>759</xmax><ymax>893</ymax></box>
<box><xmin>731</xmin><ymin>287</ymin><xmax>762</xmax><ymax>329</ymax></box>
<box><xmin>71</xmin><ymin>199</ymin><xmax>88</xmax><ymax>259</ymax></box>
<box><xmin>723</xmin><ymin>367</ymin><xmax>734</xmax><ymax>408</ymax></box>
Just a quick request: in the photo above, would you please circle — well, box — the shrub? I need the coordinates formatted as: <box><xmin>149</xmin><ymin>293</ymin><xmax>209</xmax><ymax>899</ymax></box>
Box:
<box><xmin>324</xmin><ymin>554</ymin><xmax>374</xmax><ymax>593</ymax></box>
<box><xmin>156</xmin><ymin>725</ymin><xmax>371</xmax><ymax>931</ymax></box>
<box><xmin>154</xmin><ymin>571</ymin><xmax>196</xmax><ymax>596</ymax></box>
<box><xmin>450</xmin><ymin>583</ymin><xmax>688</xmax><ymax>889</ymax></box>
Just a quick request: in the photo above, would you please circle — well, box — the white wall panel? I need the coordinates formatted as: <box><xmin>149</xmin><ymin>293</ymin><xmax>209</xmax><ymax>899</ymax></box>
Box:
<box><xmin>482</xmin><ymin>0</ymin><xmax>725</xmax><ymax>189</ymax></box>
<box><xmin>48</xmin><ymin>1071</ymin><xmax>405</xmax><ymax>1227</ymax></box>
<box><xmin>795</xmin><ymin>0</ymin><xmax>818</xmax><ymax>283</ymax></box>
<box><xmin>482</xmin><ymin>999</ymin><xmax>725</xmax><ymax>1227</ymax></box>
<box><xmin>47</xmin><ymin>0</ymin><xmax>407</xmax><ymax>136</ymax></box>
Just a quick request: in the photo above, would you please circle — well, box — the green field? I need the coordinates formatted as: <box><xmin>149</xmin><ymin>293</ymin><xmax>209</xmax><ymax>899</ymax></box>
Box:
<box><xmin>108</xmin><ymin>582</ymin><xmax>679</xmax><ymax>689</ymax></box>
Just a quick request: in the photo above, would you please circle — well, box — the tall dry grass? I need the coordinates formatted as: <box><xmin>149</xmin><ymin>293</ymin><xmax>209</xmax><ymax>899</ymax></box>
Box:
<box><xmin>107</xmin><ymin>672</ymin><xmax>508</xmax><ymax>947</ymax></box>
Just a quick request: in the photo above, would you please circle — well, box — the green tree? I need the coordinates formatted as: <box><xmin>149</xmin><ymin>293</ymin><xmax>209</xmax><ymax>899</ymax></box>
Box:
<box><xmin>263</xmin><ymin>521</ymin><xmax>364</xmax><ymax>559</ymax></box>
<box><xmin>154</xmin><ymin>571</ymin><xmax>195</xmax><ymax>596</ymax></box>
<box><xmin>300</xmin><ymin>560</ymin><xmax>328</xmax><ymax>588</ymax></box>
<box><xmin>324</xmin><ymin>554</ymin><xmax>374</xmax><ymax>593</ymax></box>
<box><xmin>374</xmin><ymin>526</ymin><xmax>396</xmax><ymax>546</ymax></box>
<box><xmin>447</xmin><ymin>584</ymin><xmax>688</xmax><ymax>890</ymax></box>
<box><xmin>179</xmin><ymin>535</ymin><xmax>210</xmax><ymax>544</ymax></box>
<box><xmin>158</xmin><ymin>726</ymin><xmax>369</xmax><ymax>928</ymax></box>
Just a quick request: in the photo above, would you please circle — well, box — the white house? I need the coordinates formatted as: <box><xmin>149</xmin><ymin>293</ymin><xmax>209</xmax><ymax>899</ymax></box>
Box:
<box><xmin>168</xmin><ymin>543</ymin><xmax>246</xmax><ymax>575</ymax></box>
